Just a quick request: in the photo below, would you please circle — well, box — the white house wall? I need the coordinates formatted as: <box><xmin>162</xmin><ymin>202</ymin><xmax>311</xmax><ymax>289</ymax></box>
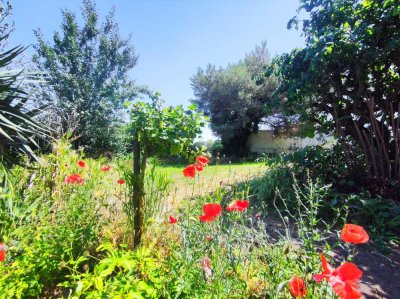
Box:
<box><xmin>248</xmin><ymin>130</ymin><xmax>332</xmax><ymax>153</ymax></box>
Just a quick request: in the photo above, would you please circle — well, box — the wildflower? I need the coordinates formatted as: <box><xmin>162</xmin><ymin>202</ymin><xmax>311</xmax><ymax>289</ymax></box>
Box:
<box><xmin>65</xmin><ymin>174</ymin><xmax>84</xmax><ymax>185</ymax></box>
<box><xmin>199</xmin><ymin>214</ymin><xmax>217</xmax><ymax>222</ymax></box>
<box><xmin>197</xmin><ymin>257</ymin><xmax>212</xmax><ymax>280</ymax></box>
<box><xmin>195</xmin><ymin>163</ymin><xmax>203</xmax><ymax>171</ymax></box>
<box><xmin>183</xmin><ymin>164</ymin><xmax>196</xmax><ymax>178</ymax></box>
<box><xmin>196</xmin><ymin>155</ymin><xmax>209</xmax><ymax>166</ymax></box>
<box><xmin>255</xmin><ymin>212</ymin><xmax>262</xmax><ymax>219</ymax></box>
<box><xmin>288</xmin><ymin>276</ymin><xmax>306</xmax><ymax>298</ymax></box>
<box><xmin>77</xmin><ymin>160</ymin><xmax>86</xmax><ymax>168</ymax></box>
<box><xmin>101</xmin><ymin>165</ymin><xmax>111</xmax><ymax>171</ymax></box>
<box><xmin>205</xmin><ymin>235</ymin><xmax>213</xmax><ymax>241</ymax></box>
<box><xmin>117</xmin><ymin>179</ymin><xmax>125</xmax><ymax>185</ymax></box>
<box><xmin>168</xmin><ymin>216</ymin><xmax>178</xmax><ymax>224</ymax></box>
<box><xmin>314</xmin><ymin>254</ymin><xmax>362</xmax><ymax>299</ymax></box>
<box><xmin>341</xmin><ymin>224</ymin><xmax>369</xmax><ymax>244</ymax></box>
<box><xmin>199</xmin><ymin>203</ymin><xmax>222</xmax><ymax>222</ymax></box>
<box><xmin>226</xmin><ymin>200</ymin><xmax>249</xmax><ymax>212</ymax></box>
<box><xmin>0</xmin><ymin>243</ymin><xmax>6</xmax><ymax>262</ymax></box>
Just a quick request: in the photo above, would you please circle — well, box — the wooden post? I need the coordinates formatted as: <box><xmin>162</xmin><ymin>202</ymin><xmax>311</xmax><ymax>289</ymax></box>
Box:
<box><xmin>133</xmin><ymin>135</ymin><xmax>142</xmax><ymax>247</ymax></box>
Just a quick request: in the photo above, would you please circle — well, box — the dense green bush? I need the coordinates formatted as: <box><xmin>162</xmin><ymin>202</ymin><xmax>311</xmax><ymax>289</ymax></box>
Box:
<box><xmin>0</xmin><ymin>141</ymin><xmax>111</xmax><ymax>297</ymax></box>
<box><xmin>251</xmin><ymin>145</ymin><xmax>400</xmax><ymax>247</ymax></box>
<box><xmin>347</xmin><ymin>193</ymin><xmax>400</xmax><ymax>248</ymax></box>
<box><xmin>210</xmin><ymin>140</ymin><xmax>223</xmax><ymax>157</ymax></box>
<box><xmin>59</xmin><ymin>243</ymin><xmax>162</xmax><ymax>298</ymax></box>
<box><xmin>250</xmin><ymin>161</ymin><xmax>295</xmax><ymax>207</ymax></box>
<box><xmin>252</xmin><ymin>144</ymin><xmax>366</xmax><ymax>205</ymax></box>
<box><xmin>282</xmin><ymin>144</ymin><xmax>366</xmax><ymax>188</ymax></box>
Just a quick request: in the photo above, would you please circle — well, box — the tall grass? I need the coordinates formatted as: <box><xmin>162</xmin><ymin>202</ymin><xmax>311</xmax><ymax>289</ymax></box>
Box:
<box><xmin>0</xmin><ymin>140</ymin><xmax>111</xmax><ymax>297</ymax></box>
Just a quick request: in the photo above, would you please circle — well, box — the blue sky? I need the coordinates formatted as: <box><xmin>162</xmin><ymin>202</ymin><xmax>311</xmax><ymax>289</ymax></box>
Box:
<box><xmin>9</xmin><ymin>0</ymin><xmax>305</xmax><ymax>140</ymax></box>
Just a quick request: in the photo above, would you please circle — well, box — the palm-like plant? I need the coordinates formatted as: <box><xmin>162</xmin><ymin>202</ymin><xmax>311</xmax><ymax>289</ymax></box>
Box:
<box><xmin>0</xmin><ymin>36</ymin><xmax>47</xmax><ymax>169</ymax></box>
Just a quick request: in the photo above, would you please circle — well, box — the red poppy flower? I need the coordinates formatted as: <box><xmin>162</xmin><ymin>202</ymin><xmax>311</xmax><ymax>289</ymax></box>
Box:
<box><xmin>77</xmin><ymin>160</ymin><xmax>86</xmax><ymax>168</ymax></box>
<box><xmin>196</xmin><ymin>155</ymin><xmax>209</xmax><ymax>166</ymax></box>
<box><xmin>195</xmin><ymin>163</ymin><xmax>203</xmax><ymax>171</ymax></box>
<box><xmin>288</xmin><ymin>276</ymin><xmax>306</xmax><ymax>298</ymax></box>
<box><xmin>117</xmin><ymin>179</ymin><xmax>125</xmax><ymax>185</ymax></box>
<box><xmin>341</xmin><ymin>224</ymin><xmax>369</xmax><ymax>244</ymax></box>
<box><xmin>199</xmin><ymin>203</ymin><xmax>222</xmax><ymax>222</ymax></box>
<box><xmin>226</xmin><ymin>200</ymin><xmax>249</xmax><ymax>212</ymax></box>
<box><xmin>65</xmin><ymin>174</ymin><xmax>84</xmax><ymax>185</ymax></box>
<box><xmin>0</xmin><ymin>243</ymin><xmax>6</xmax><ymax>262</ymax></box>
<box><xmin>314</xmin><ymin>254</ymin><xmax>362</xmax><ymax>299</ymax></box>
<box><xmin>101</xmin><ymin>165</ymin><xmax>111</xmax><ymax>172</ymax></box>
<box><xmin>183</xmin><ymin>164</ymin><xmax>196</xmax><ymax>178</ymax></box>
<box><xmin>199</xmin><ymin>214</ymin><xmax>216</xmax><ymax>222</ymax></box>
<box><xmin>168</xmin><ymin>216</ymin><xmax>178</xmax><ymax>224</ymax></box>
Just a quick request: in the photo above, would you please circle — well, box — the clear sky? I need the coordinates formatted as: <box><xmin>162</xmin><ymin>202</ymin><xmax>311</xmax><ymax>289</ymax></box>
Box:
<box><xmin>9</xmin><ymin>0</ymin><xmax>305</xmax><ymax>140</ymax></box>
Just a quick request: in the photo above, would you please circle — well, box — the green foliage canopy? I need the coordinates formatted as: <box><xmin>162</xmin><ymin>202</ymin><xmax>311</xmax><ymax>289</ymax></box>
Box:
<box><xmin>272</xmin><ymin>0</ymin><xmax>400</xmax><ymax>180</ymax></box>
<box><xmin>128</xmin><ymin>100</ymin><xmax>205</xmax><ymax>158</ymax></box>
<box><xmin>33</xmin><ymin>0</ymin><xmax>138</xmax><ymax>154</ymax></box>
<box><xmin>191</xmin><ymin>43</ymin><xmax>277</xmax><ymax>156</ymax></box>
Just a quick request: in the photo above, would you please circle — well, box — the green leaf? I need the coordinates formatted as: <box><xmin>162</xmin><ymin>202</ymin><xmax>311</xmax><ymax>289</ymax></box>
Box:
<box><xmin>188</xmin><ymin>103</ymin><xmax>197</xmax><ymax>111</ymax></box>
<box><xmin>170</xmin><ymin>143</ymin><xmax>183</xmax><ymax>155</ymax></box>
<box><xmin>94</xmin><ymin>277</ymin><xmax>103</xmax><ymax>291</ymax></box>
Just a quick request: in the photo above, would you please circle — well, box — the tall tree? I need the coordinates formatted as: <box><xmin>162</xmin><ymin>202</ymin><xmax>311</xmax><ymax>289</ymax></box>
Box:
<box><xmin>191</xmin><ymin>43</ymin><xmax>277</xmax><ymax>156</ymax></box>
<box><xmin>33</xmin><ymin>0</ymin><xmax>138</xmax><ymax>154</ymax></box>
<box><xmin>273</xmin><ymin>0</ymin><xmax>400</xmax><ymax>182</ymax></box>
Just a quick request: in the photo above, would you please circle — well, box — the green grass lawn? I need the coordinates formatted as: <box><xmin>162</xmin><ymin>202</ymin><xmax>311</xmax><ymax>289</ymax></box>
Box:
<box><xmin>157</xmin><ymin>162</ymin><xmax>267</xmax><ymax>208</ymax></box>
<box><xmin>159</xmin><ymin>162</ymin><xmax>266</xmax><ymax>184</ymax></box>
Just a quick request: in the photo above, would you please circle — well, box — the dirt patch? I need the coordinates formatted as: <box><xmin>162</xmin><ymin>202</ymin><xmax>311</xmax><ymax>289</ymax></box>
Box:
<box><xmin>342</xmin><ymin>246</ymin><xmax>400</xmax><ymax>299</ymax></box>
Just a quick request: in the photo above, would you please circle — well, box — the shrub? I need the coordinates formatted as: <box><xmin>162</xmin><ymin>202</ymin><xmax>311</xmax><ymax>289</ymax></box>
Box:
<box><xmin>347</xmin><ymin>193</ymin><xmax>400</xmax><ymax>248</ymax></box>
<box><xmin>59</xmin><ymin>243</ymin><xmax>161</xmax><ymax>298</ymax></box>
<box><xmin>251</xmin><ymin>144</ymin><xmax>368</xmax><ymax>213</ymax></box>
<box><xmin>282</xmin><ymin>144</ymin><xmax>366</xmax><ymax>188</ymax></box>
<box><xmin>251</xmin><ymin>144</ymin><xmax>400</xmax><ymax>249</ymax></box>
<box><xmin>250</xmin><ymin>161</ymin><xmax>296</xmax><ymax>208</ymax></box>
<box><xmin>0</xmin><ymin>140</ymin><xmax>111</xmax><ymax>297</ymax></box>
<box><xmin>210</xmin><ymin>140</ymin><xmax>223</xmax><ymax>157</ymax></box>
